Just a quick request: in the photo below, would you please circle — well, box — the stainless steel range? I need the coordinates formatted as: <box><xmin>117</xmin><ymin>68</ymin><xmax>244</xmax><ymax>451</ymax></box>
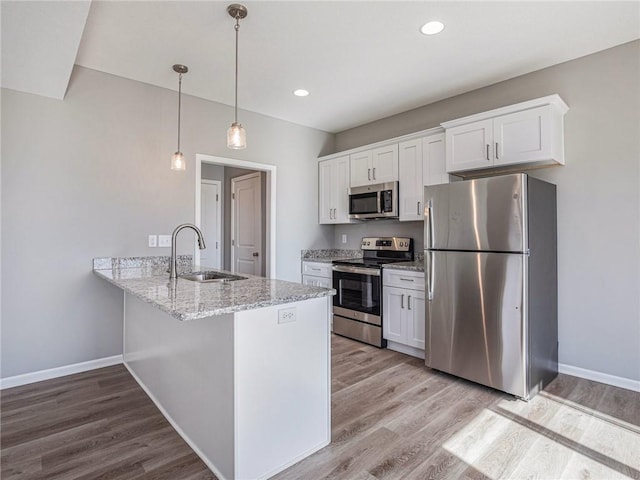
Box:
<box><xmin>332</xmin><ymin>237</ymin><xmax>413</xmax><ymax>347</ymax></box>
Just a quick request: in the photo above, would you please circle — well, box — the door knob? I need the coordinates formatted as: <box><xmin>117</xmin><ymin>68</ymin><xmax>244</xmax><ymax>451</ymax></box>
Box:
<box><xmin>252</xmin><ymin>252</ymin><xmax>259</xmax><ymax>257</ymax></box>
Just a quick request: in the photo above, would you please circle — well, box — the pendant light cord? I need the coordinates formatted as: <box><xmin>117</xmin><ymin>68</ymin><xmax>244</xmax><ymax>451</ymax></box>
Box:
<box><xmin>177</xmin><ymin>72</ymin><xmax>182</xmax><ymax>152</ymax></box>
<box><xmin>234</xmin><ymin>17</ymin><xmax>240</xmax><ymax>124</ymax></box>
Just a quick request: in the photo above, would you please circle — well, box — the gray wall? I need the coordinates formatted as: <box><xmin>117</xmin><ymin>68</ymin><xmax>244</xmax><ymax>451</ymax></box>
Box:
<box><xmin>1</xmin><ymin>66</ymin><xmax>334</xmax><ymax>378</ymax></box>
<box><xmin>334</xmin><ymin>41</ymin><xmax>640</xmax><ymax>382</ymax></box>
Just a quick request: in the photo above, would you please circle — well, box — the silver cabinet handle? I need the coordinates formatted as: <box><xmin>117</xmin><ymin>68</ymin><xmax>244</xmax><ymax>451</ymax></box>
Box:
<box><xmin>408</xmin><ymin>295</ymin><xmax>412</xmax><ymax>310</ymax></box>
<box><xmin>329</xmin><ymin>209</ymin><xmax>333</xmax><ymax>220</ymax></box>
<box><xmin>486</xmin><ymin>144</ymin><xmax>490</xmax><ymax>161</ymax></box>
<box><xmin>400</xmin><ymin>278</ymin><xmax>414</xmax><ymax>282</ymax></box>
<box><xmin>368</xmin><ymin>168</ymin><xmax>371</xmax><ymax>180</ymax></box>
<box><xmin>401</xmin><ymin>293</ymin><xmax>404</xmax><ymax>309</ymax></box>
<box><xmin>253</xmin><ymin>252</ymin><xmax>259</xmax><ymax>257</ymax></box>
<box><xmin>311</xmin><ymin>267</ymin><xmax>321</xmax><ymax>271</ymax></box>
<box><xmin>373</xmin><ymin>167</ymin><xmax>376</xmax><ymax>179</ymax></box>
<box><xmin>417</xmin><ymin>201</ymin><xmax>421</xmax><ymax>216</ymax></box>
<box><xmin>333</xmin><ymin>208</ymin><xmax>337</xmax><ymax>219</ymax></box>
<box><xmin>495</xmin><ymin>142</ymin><xmax>499</xmax><ymax>159</ymax></box>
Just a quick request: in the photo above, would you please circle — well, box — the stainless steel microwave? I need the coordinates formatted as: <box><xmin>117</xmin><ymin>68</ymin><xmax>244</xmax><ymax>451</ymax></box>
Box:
<box><xmin>348</xmin><ymin>181</ymin><xmax>398</xmax><ymax>220</ymax></box>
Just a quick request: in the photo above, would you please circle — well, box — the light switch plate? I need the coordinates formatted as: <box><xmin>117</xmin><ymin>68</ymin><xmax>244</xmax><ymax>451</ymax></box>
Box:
<box><xmin>342</xmin><ymin>234</ymin><xmax>347</xmax><ymax>244</ymax></box>
<box><xmin>148</xmin><ymin>235</ymin><xmax>157</xmax><ymax>247</ymax></box>
<box><xmin>158</xmin><ymin>235</ymin><xmax>171</xmax><ymax>247</ymax></box>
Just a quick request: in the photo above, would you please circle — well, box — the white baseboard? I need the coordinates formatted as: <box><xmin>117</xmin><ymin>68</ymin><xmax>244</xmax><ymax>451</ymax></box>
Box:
<box><xmin>559</xmin><ymin>363</ymin><xmax>640</xmax><ymax>393</ymax></box>
<box><xmin>386</xmin><ymin>341</ymin><xmax>425</xmax><ymax>360</ymax></box>
<box><xmin>0</xmin><ymin>355</ymin><xmax>123</xmax><ymax>390</ymax></box>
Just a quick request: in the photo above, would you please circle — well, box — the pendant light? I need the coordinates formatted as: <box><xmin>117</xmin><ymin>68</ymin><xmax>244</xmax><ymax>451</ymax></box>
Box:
<box><xmin>171</xmin><ymin>64</ymin><xmax>188</xmax><ymax>171</ymax></box>
<box><xmin>227</xmin><ymin>4</ymin><xmax>248</xmax><ymax>149</ymax></box>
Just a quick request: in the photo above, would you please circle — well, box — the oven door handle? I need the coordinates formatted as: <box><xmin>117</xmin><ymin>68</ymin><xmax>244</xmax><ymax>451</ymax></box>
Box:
<box><xmin>332</xmin><ymin>265</ymin><xmax>381</xmax><ymax>277</ymax></box>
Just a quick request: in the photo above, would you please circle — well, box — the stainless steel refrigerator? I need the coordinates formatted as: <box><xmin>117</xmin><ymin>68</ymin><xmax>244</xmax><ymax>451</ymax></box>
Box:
<box><xmin>423</xmin><ymin>173</ymin><xmax>558</xmax><ymax>400</ymax></box>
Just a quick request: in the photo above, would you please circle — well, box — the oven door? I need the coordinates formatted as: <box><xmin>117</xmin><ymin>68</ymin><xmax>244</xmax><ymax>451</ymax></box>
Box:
<box><xmin>332</xmin><ymin>265</ymin><xmax>381</xmax><ymax>325</ymax></box>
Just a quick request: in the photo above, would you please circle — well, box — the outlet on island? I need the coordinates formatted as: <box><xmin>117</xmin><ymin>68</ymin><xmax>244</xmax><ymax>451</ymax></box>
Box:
<box><xmin>278</xmin><ymin>307</ymin><xmax>297</xmax><ymax>324</ymax></box>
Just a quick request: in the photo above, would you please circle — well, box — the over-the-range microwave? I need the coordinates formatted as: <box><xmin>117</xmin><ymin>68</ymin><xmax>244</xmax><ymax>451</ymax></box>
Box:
<box><xmin>348</xmin><ymin>181</ymin><xmax>399</xmax><ymax>220</ymax></box>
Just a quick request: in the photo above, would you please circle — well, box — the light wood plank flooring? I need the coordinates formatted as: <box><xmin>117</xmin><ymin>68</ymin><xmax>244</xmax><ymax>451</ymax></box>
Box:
<box><xmin>1</xmin><ymin>364</ymin><xmax>216</xmax><ymax>479</ymax></box>
<box><xmin>2</xmin><ymin>335</ymin><xmax>639</xmax><ymax>479</ymax></box>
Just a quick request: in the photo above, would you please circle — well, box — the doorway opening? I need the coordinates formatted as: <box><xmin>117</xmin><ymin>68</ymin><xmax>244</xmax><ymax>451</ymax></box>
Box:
<box><xmin>195</xmin><ymin>154</ymin><xmax>276</xmax><ymax>278</ymax></box>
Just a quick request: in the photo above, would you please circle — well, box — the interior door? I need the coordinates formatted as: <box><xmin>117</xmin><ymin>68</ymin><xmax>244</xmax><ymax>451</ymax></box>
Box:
<box><xmin>426</xmin><ymin>250</ymin><xmax>526</xmax><ymax>397</ymax></box>
<box><xmin>232</xmin><ymin>173</ymin><xmax>263</xmax><ymax>276</ymax></box>
<box><xmin>200</xmin><ymin>180</ymin><xmax>221</xmax><ymax>269</ymax></box>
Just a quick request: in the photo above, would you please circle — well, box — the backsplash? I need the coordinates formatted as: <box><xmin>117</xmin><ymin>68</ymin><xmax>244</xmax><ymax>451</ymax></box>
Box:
<box><xmin>332</xmin><ymin>219</ymin><xmax>424</xmax><ymax>250</ymax></box>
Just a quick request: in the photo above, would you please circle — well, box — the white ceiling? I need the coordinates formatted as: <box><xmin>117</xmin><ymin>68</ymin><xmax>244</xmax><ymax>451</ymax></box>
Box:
<box><xmin>3</xmin><ymin>1</ymin><xmax>639</xmax><ymax>133</ymax></box>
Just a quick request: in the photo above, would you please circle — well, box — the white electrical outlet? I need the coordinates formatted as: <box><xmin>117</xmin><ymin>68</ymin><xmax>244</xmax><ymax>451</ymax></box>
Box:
<box><xmin>158</xmin><ymin>235</ymin><xmax>172</xmax><ymax>247</ymax></box>
<box><xmin>148</xmin><ymin>235</ymin><xmax>157</xmax><ymax>247</ymax></box>
<box><xmin>278</xmin><ymin>307</ymin><xmax>296</xmax><ymax>324</ymax></box>
<box><xmin>342</xmin><ymin>234</ymin><xmax>347</xmax><ymax>244</ymax></box>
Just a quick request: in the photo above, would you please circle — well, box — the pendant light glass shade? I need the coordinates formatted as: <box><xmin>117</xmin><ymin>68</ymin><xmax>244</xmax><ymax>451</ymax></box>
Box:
<box><xmin>171</xmin><ymin>64</ymin><xmax>188</xmax><ymax>171</ymax></box>
<box><xmin>171</xmin><ymin>151</ymin><xmax>186</xmax><ymax>170</ymax></box>
<box><xmin>227</xmin><ymin>122</ymin><xmax>246</xmax><ymax>149</ymax></box>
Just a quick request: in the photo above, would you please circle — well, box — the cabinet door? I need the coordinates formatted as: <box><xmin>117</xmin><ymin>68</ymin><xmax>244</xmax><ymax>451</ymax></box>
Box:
<box><xmin>333</xmin><ymin>155</ymin><xmax>351</xmax><ymax>223</ymax></box>
<box><xmin>350</xmin><ymin>151</ymin><xmax>372</xmax><ymax>187</ymax></box>
<box><xmin>398</xmin><ymin>139</ymin><xmax>423</xmax><ymax>221</ymax></box>
<box><xmin>445</xmin><ymin>119</ymin><xmax>493</xmax><ymax>173</ymax></box>
<box><xmin>406</xmin><ymin>289</ymin><xmax>425</xmax><ymax>350</ymax></box>
<box><xmin>383</xmin><ymin>286</ymin><xmax>406</xmax><ymax>343</ymax></box>
<box><xmin>318</xmin><ymin>160</ymin><xmax>334</xmax><ymax>224</ymax></box>
<box><xmin>493</xmin><ymin>105</ymin><xmax>551</xmax><ymax>166</ymax></box>
<box><xmin>423</xmin><ymin>133</ymin><xmax>448</xmax><ymax>186</ymax></box>
<box><xmin>371</xmin><ymin>145</ymin><xmax>399</xmax><ymax>184</ymax></box>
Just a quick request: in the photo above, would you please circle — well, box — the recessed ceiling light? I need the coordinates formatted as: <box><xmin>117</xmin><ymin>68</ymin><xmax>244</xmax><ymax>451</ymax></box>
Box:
<box><xmin>421</xmin><ymin>21</ymin><xmax>444</xmax><ymax>35</ymax></box>
<box><xmin>293</xmin><ymin>89</ymin><xmax>309</xmax><ymax>97</ymax></box>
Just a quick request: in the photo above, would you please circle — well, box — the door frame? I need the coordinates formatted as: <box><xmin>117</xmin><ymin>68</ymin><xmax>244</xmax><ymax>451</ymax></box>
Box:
<box><xmin>195</xmin><ymin>153</ymin><xmax>276</xmax><ymax>279</ymax></box>
<box><xmin>200</xmin><ymin>179</ymin><xmax>222</xmax><ymax>269</ymax></box>
<box><xmin>230</xmin><ymin>172</ymin><xmax>262</xmax><ymax>276</ymax></box>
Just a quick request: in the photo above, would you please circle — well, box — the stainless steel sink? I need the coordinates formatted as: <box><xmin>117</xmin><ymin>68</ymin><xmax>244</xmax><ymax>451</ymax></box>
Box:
<box><xmin>180</xmin><ymin>271</ymin><xmax>247</xmax><ymax>283</ymax></box>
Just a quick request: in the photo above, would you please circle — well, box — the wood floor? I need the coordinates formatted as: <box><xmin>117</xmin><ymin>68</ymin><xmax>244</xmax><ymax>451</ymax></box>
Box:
<box><xmin>2</xmin><ymin>335</ymin><xmax>639</xmax><ymax>479</ymax></box>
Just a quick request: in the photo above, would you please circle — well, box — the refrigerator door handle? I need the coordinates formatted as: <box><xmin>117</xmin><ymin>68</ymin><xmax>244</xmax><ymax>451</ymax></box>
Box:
<box><xmin>425</xmin><ymin>251</ymin><xmax>434</xmax><ymax>301</ymax></box>
<box><xmin>425</xmin><ymin>200</ymin><xmax>434</xmax><ymax>249</ymax></box>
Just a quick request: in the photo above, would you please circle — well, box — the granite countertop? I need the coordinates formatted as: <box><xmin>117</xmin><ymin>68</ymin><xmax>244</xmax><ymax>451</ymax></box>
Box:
<box><xmin>301</xmin><ymin>249</ymin><xmax>361</xmax><ymax>263</ymax></box>
<box><xmin>382</xmin><ymin>260</ymin><xmax>425</xmax><ymax>272</ymax></box>
<box><xmin>94</xmin><ymin>256</ymin><xmax>335</xmax><ymax>322</ymax></box>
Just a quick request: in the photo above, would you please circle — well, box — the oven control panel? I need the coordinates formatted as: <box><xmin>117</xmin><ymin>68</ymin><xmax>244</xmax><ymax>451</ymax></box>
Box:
<box><xmin>361</xmin><ymin>237</ymin><xmax>412</xmax><ymax>251</ymax></box>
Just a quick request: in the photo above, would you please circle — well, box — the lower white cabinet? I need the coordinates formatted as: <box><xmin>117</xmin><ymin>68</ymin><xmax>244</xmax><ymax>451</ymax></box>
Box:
<box><xmin>383</xmin><ymin>269</ymin><xmax>425</xmax><ymax>358</ymax></box>
<box><xmin>302</xmin><ymin>261</ymin><xmax>332</xmax><ymax>287</ymax></box>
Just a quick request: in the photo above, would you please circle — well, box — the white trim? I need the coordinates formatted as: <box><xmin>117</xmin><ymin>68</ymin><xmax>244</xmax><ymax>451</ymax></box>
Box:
<box><xmin>386</xmin><ymin>341</ymin><xmax>425</xmax><ymax>360</ymax></box>
<box><xmin>123</xmin><ymin>362</ymin><xmax>228</xmax><ymax>480</ymax></box>
<box><xmin>195</xmin><ymin>154</ymin><xmax>277</xmax><ymax>278</ymax></box>
<box><xmin>559</xmin><ymin>363</ymin><xmax>640</xmax><ymax>393</ymax></box>
<box><xmin>0</xmin><ymin>355</ymin><xmax>124</xmax><ymax>390</ymax></box>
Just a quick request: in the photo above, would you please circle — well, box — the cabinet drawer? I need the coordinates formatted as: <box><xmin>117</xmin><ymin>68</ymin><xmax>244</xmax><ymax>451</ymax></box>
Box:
<box><xmin>302</xmin><ymin>275</ymin><xmax>331</xmax><ymax>288</ymax></box>
<box><xmin>383</xmin><ymin>269</ymin><xmax>425</xmax><ymax>290</ymax></box>
<box><xmin>302</xmin><ymin>262</ymin><xmax>332</xmax><ymax>278</ymax></box>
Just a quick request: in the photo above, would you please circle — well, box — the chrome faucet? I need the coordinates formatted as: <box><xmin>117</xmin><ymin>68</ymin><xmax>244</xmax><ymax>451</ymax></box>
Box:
<box><xmin>169</xmin><ymin>223</ymin><xmax>206</xmax><ymax>280</ymax></box>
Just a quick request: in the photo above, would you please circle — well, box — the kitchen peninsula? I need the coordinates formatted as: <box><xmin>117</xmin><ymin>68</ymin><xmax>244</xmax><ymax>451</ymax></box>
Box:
<box><xmin>94</xmin><ymin>256</ymin><xmax>334</xmax><ymax>480</ymax></box>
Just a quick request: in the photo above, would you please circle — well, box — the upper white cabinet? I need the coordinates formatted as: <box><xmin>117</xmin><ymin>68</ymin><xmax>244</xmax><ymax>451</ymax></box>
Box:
<box><xmin>318</xmin><ymin>155</ymin><xmax>350</xmax><ymax>224</ymax></box>
<box><xmin>350</xmin><ymin>145</ymin><xmax>398</xmax><ymax>187</ymax></box>
<box><xmin>399</xmin><ymin>131</ymin><xmax>448</xmax><ymax>222</ymax></box>
<box><xmin>442</xmin><ymin>95</ymin><xmax>568</xmax><ymax>175</ymax></box>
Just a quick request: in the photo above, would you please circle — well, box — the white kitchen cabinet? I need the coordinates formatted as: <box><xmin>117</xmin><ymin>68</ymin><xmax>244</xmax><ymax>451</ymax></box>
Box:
<box><xmin>350</xmin><ymin>145</ymin><xmax>398</xmax><ymax>187</ymax></box>
<box><xmin>318</xmin><ymin>155</ymin><xmax>350</xmax><ymax>224</ymax></box>
<box><xmin>383</xmin><ymin>269</ymin><xmax>425</xmax><ymax>358</ymax></box>
<box><xmin>302</xmin><ymin>261</ymin><xmax>332</xmax><ymax>288</ymax></box>
<box><xmin>443</xmin><ymin>95</ymin><xmax>568</xmax><ymax>175</ymax></box>
<box><xmin>399</xmin><ymin>132</ymin><xmax>448</xmax><ymax>222</ymax></box>
<box><xmin>399</xmin><ymin>139</ymin><xmax>423</xmax><ymax>221</ymax></box>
